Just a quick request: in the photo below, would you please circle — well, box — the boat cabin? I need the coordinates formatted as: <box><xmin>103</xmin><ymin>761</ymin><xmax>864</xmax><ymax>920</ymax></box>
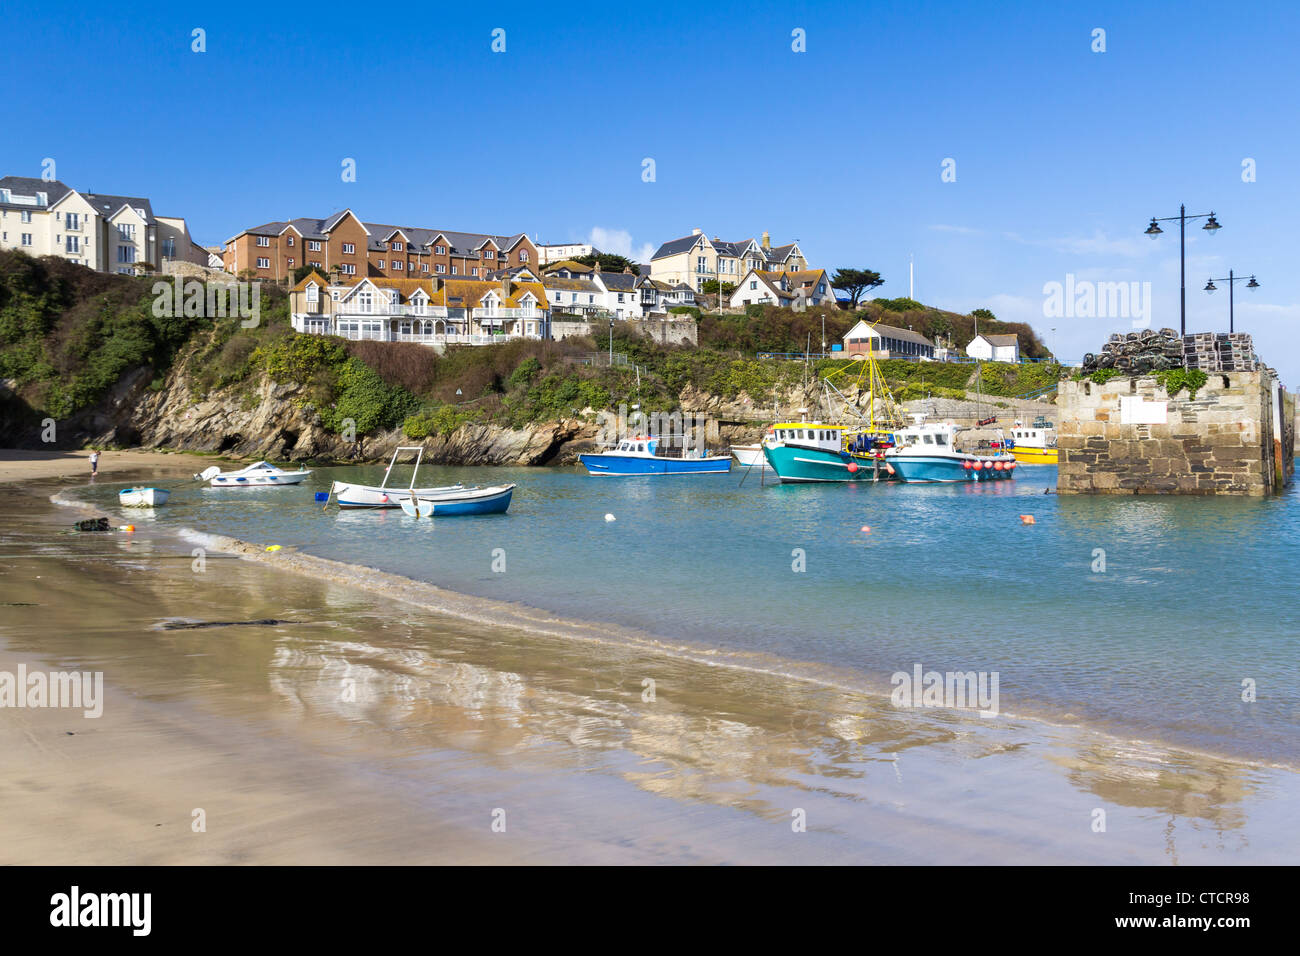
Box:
<box><xmin>768</xmin><ymin>423</ymin><xmax>845</xmax><ymax>451</ymax></box>
<box><xmin>611</xmin><ymin>437</ymin><xmax>660</xmax><ymax>457</ymax></box>
<box><xmin>1009</xmin><ymin>423</ymin><xmax>1055</xmax><ymax>450</ymax></box>
<box><xmin>892</xmin><ymin>418</ymin><xmax>962</xmax><ymax>455</ymax></box>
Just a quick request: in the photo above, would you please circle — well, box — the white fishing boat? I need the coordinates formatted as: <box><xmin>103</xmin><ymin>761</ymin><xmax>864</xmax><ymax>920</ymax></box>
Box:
<box><xmin>328</xmin><ymin>446</ymin><xmax>464</xmax><ymax>508</ymax></box>
<box><xmin>197</xmin><ymin>461</ymin><xmax>312</xmax><ymax>487</ymax></box>
<box><xmin>119</xmin><ymin>487</ymin><xmax>170</xmax><ymax>507</ymax></box>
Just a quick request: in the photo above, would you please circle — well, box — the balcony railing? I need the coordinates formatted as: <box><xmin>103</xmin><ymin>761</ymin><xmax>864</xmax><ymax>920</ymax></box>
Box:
<box><xmin>472</xmin><ymin>307</ymin><xmax>539</xmax><ymax>319</ymax></box>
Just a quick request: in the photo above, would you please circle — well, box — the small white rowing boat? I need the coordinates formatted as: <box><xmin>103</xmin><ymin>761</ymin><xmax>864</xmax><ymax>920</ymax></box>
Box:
<box><xmin>197</xmin><ymin>461</ymin><xmax>312</xmax><ymax>487</ymax></box>
<box><xmin>730</xmin><ymin>444</ymin><xmax>772</xmax><ymax>469</ymax></box>
<box><xmin>119</xmin><ymin>487</ymin><xmax>170</xmax><ymax>507</ymax></box>
<box><xmin>329</xmin><ymin>446</ymin><xmax>463</xmax><ymax>508</ymax></box>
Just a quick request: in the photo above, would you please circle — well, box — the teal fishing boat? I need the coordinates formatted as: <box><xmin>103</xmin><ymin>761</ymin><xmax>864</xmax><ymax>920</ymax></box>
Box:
<box><xmin>761</xmin><ymin>423</ymin><xmax>897</xmax><ymax>483</ymax></box>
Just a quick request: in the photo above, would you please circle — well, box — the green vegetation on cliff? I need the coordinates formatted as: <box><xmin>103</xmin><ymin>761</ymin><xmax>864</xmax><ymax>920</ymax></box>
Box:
<box><xmin>0</xmin><ymin>250</ymin><xmax>1057</xmax><ymax>445</ymax></box>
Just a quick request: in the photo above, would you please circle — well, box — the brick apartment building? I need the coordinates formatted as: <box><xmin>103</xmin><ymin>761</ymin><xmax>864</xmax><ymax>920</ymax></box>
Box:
<box><xmin>223</xmin><ymin>209</ymin><xmax>538</xmax><ymax>282</ymax></box>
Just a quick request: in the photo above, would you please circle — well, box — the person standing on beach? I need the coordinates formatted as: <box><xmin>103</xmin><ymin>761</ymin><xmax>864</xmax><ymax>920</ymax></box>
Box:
<box><xmin>89</xmin><ymin>451</ymin><xmax>99</xmax><ymax>476</ymax></box>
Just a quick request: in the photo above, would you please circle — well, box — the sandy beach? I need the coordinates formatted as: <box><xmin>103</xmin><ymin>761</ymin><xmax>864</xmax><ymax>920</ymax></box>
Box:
<box><xmin>2</xmin><ymin>452</ymin><xmax>1298</xmax><ymax>864</ymax></box>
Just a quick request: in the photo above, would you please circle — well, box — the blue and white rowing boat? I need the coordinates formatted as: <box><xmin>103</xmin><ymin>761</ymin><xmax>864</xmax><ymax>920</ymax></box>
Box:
<box><xmin>579</xmin><ymin>437</ymin><xmax>732</xmax><ymax>476</ymax></box>
<box><xmin>398</xmin><ymin>484</ymin><xmax>515</xmax><ymax>517</ymax></box>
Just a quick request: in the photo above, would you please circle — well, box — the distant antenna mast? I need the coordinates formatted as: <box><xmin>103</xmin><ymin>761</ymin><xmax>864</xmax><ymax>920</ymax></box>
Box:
<box><xmin>909</xmin><ymin>254</ymin><xmax>914</xmax><ymax>300</ymax></box>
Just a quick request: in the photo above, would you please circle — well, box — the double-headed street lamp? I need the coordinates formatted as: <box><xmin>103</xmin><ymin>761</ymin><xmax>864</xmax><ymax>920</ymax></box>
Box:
<box><xmin>1143</xmin><ymin>204</ymin><xmax>1221</xmax><ymax>336</ymax></box>
<box><xmin>1203</xmin><ymin>270</ymin><xmax>1259</xmax><ymax>334</ymax></box>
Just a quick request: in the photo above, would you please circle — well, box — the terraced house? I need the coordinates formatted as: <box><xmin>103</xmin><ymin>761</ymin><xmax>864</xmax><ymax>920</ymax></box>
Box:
<box><xmin>288</xmin><ymin>269</ymin><xmax>550</xmax><ymax>351</ymax></box>
<box><xmin>649</xmin><ymin>228</ymin><xmax>808</xmax><ymax>292</ymax></box>
<box><xmin>223</xmin><ymin>209</ymin><xmax>537</xmax><ymax>281</ymax></box>
<box><xmin>542</xmin><ymin>261</ymin><xmax>696</xmax><ymax>318</ymax></box>
<box><xmin>0</xmin><ymin>175</ymin><xmax>206</xmax><ymax>273</ymax></box>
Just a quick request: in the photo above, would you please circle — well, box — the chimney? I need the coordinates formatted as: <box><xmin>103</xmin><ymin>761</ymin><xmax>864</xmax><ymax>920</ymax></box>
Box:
<box><xmin>692</xmin><ymin>228</ymin><xmax>702</xmax><ymax>236</ymax></box>
<box><xmin>624</xmin><ymin>265</ymin><xmax>633</xmax><ymax>274</ymax></box>
<box><xmin>761</xmin><ymin>231</ymin><xmax>771</xmax><ymax>251</ymax></box>
<box><xmin>593</xmin><ymin>259</ymin><xmax>601</xmax><ymax>273</ymax></box>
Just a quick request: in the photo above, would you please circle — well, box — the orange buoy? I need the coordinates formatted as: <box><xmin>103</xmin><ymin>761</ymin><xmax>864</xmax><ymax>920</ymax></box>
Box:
<box><xmin>963</xmin><ymin>460</ymin><xmax>972</xmax><ymax>470</ymax></box>
<box><xmin>1019</xmin><ymin>514</ymin><xmax>1035</xmax><ymax>525</ymax></box>
<box><xmin>994</xmin><ymin>461</ymin><xmax>1004</xmax><ymax>471</ymax></box>
<box><xmin>123</xmin><ymin>524</ymin><xmax>135</xmax><ymax>532</ymax></box>
<box><xmin>884</xmin><ymin>463</ymin><xmax>895</xmax><ymax>475</ymax></box>
<box><xmin>860</xmin><ymin>525</ymin><xmax>871</xmax><ymax>532</ymax></box>
<box><xmin>847</xmin><ymin>462</ymin><xmax>859</xmax><ymax>473</ymax></box>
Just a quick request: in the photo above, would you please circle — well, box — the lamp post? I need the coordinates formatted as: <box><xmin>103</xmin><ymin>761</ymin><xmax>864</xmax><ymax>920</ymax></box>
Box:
<box><xmin>609</xmin><ymin>318</ymin><xmax>614</xmax><ymax>366</ymax></box>
<box><xmin>1143</xmin><ymin>204</ymin><xmax>1221</xmax><ymax>335</ymax></box>
<box><xmin>1203</xmin><ymin>271</ymin><xmax>1259</xmax><ymax>333</ymax></box>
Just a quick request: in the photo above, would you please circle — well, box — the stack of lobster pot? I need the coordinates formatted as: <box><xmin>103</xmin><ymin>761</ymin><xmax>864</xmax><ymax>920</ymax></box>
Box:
<box><xmin>1080</xmin><ymin>328</ymin><xmax>1185</xmax><ymax>374</ymax></box>
<box><xmin>1182</xmin><ymin>332</ymin><xmax>1258</xmax><ymax>372</ymax></box>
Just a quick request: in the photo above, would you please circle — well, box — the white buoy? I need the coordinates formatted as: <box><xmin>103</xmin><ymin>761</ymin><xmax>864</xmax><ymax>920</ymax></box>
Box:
<box><xmin>604</xmin><ymin>513</ymin><xmax>616</xmax><ymax>522</ymax></box>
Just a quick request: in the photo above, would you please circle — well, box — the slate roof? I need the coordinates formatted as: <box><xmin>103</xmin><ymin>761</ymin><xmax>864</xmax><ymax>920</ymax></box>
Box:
<box><xmin>974</xmin><ymin>333</ymin><xmax>1019</xmax><ymax>347</ymax></box>
<box><xmin>0</xmin><ymin>176</ymin><xmax>74</xmax><ymax>209</ymax></box>
<box><xmin>597</xmin><ymin>271</ymin><xmax>639</xmax><ymax>291</ymax></box>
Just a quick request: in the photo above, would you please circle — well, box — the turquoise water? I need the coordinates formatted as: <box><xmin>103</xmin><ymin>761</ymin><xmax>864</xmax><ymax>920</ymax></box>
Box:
<box><xmin>87</xmin><ymin>463</ymin><xmax>1300</xmax><ymax>764</ymax></box>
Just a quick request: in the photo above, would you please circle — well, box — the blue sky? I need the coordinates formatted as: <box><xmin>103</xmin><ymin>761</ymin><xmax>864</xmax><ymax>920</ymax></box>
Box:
<box><xmin>4</xmin><ymin>0</ymin><xmax>1296</xmax><ymax>379</ymax></box>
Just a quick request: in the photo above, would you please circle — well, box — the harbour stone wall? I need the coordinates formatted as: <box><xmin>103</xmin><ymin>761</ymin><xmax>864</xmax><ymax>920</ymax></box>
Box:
<box><xmin>1057</xmin><ymin>370</ymin><xmax>1294</xmax><ymax>495</ymax></box>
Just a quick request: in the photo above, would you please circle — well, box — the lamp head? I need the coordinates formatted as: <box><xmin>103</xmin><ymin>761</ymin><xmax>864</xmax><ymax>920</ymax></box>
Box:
<box><xmin>1204</xmin><ymin>280</ymin><xmax>1217</xmax><ymax>293</ymax></box>
<box><xmin>1246</xmin><ymin>276</ymin><xmax>1260</xmax><ymax>290</ymax></box>
<box><xmin>1203</xmin><ymin>214</ymin><xmax>1221</xmax><ymax>234</ymax></box>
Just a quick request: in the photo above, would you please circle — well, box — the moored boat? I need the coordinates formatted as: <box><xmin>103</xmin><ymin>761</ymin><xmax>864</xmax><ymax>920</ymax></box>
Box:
<box><xmin>398</xmin><ymin>484</ymin><xmax>515</xmax><ymax>517</ymax></box>
<box><xmin>198</xmin><ymin>461</ymin><xmax>312</xmax><ymax>487</ymax></box>
<box><xmin>730</xmin><ymin>444</ymin><xmax>770</xmax><ymax>469</ymax></box>
<box><xmin>761</xmin><ymin>422</ymin><xmax>897</xmax><ymax>483</ymax></box>
<box><xmin>884</xmin><ymin>416</ymin><xmax>1017</xmax><ymax>483</ymax></box>
<box><xmin>329</xmin><ymin>446</ymin><xmax>464</xmax><ymax>508</ymax></box>
<box><xmin>1008</xmin><ymin>421</ymin><xmax>1059</xmax><ymax>464</ymax></box>
<box><xmin>119</xmin><ymin>487</ymin><xmax>170</xmax><ymax>507</ymax></box>
<box><xmin>580</xmin><ymin>437</ymin><xmax>731</xmax><ymax>476</ymax></box>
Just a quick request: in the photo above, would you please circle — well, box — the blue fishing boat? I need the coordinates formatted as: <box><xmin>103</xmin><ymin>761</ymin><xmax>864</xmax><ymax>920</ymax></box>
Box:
<box><xmin>884</xmin><ymin>416</ymin><xmax>1017</xmax><ymax>483</ymax></box>
<box><xmin>579</xmin><ymin>437</ymin><xmax>732</xmax><ymax>476</ymax></box>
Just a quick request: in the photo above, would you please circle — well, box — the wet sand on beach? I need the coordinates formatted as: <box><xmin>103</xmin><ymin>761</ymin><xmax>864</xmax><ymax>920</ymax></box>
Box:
<box><xmin>1</xmin><ymin>464</ymin><xmax>1297</xmax><ymax>864</ymax></box>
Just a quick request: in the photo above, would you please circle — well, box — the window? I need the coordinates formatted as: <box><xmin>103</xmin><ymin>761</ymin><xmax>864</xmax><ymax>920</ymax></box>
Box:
<box><xmin>305</xmin><ymin>284</ymin><xmax>318</xmax><ymax>303</ymax></box>
<box><xmin>393</xmin><ymin>260</ymin><xmax>403</xmax><ymax>270</ymax></box>
<box><xmin>340</xmin><ymin>263</ymin><xmax>355</xmax><ymax>275</ymax></box>
<box><xmin>377</xmin><ymin>260</ymin><xmax>386</xmax><ymax>269</ymax></box>
<box><xmin>65</xmin><ymin>236</ymin><xmax>80</xmax><ymax>253</ymax></box>
<box><xmin>20</xmin><ymin>233</ymin><xmax>32</xmax><ymax>246</ymax></box>
<box><xmin>422</xmin><ymin>263</ymin><xmax>429</xmax><ymax>273</ymax></box>
<box><xmin>697</xmin><ymin>256</ymin><xmax>706</xmax><ymax>272</ymax></box>
<box><xmin>520</xmin><ymin>250</ymin><xmax>529</xmax><ymax>262</ymax></box>
<box><xmin>484</xmin><ymin>250</ymin><xmax>495</xmax><ymax>259</ymax></box>
<box><xmin>617</xmin><ymin>293</ymin><xmax>624</xmax><ymax>303</ymax></box>
<box><xmin>308</xmin><ymin>240</ymin><xmax>321</xmax><ymax>251</ymax></box>
<box><xmin>436</xmin><ymin>264</ymin><xmax>446</xmax><ymax>274</ymax></box>
<box><xmin>66</xmin><ymin>213</ymin><xmax>80</xmax><ymax>230</ymax></box>
<box><xmin>588</xmin><ymin>295</ymin><xmax>594</xmax><ymax>303</ymax></box>
<box><xmin>435</xmin><ymin>245</ymin><xmax>446</xmax><ymax>255</ymax></box>
<box><xmin>257</xmin><ymin>236</ymin><xmax>270</xmax><ymax>246</ymax></box>
<box><xmin>471</xmin><ymin>267</ymin><xmax>478</xmax><ymax>276</ymax></box>
<box><xmin>310</xmin><ymin>261</ymin><xmax>322</xmax><ymax>269</ymax></box>
<box><xmin>162</xmin><ymin>238</ymin><xmax>175</xmax><ymax>259</ymax></box>
<box><xmin>20</xmin><ymin>211</ymin><xmax>32</xmax><ymax>223</ymax></box>
<box><xmin>256</xmin><ymin>257</ymin><xmax>270</xmax><ymax>268</ymax></box>
<box><xmin>750</xmin><ymin>281</ymin><xmax>757</xmax><ymax>290</ymax></box>
<box><xmin>392</xmin><ymin>241</ymin><xmax>403</xmax><ymax>251</ymax></box>
<box><xmin>342</xmin><ymin>243</ymin><xmax>355</xmax><ymax>254</ymax></box>
<box><xmin>451</xmin><ymin>266</ymin><xmax>458</xmax><ymax>275</ymax></box>
<box><xmin>286</xmin><ymin>236</ymin><xmax>295</xmax><ymax>246</ymax></box>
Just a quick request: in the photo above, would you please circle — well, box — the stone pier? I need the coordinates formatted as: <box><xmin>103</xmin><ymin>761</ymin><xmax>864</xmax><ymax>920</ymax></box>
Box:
<box><xmin>1056</xmin><ymin>370</ymin><xmax>1294</xmax><ymax>495</ymax></box>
